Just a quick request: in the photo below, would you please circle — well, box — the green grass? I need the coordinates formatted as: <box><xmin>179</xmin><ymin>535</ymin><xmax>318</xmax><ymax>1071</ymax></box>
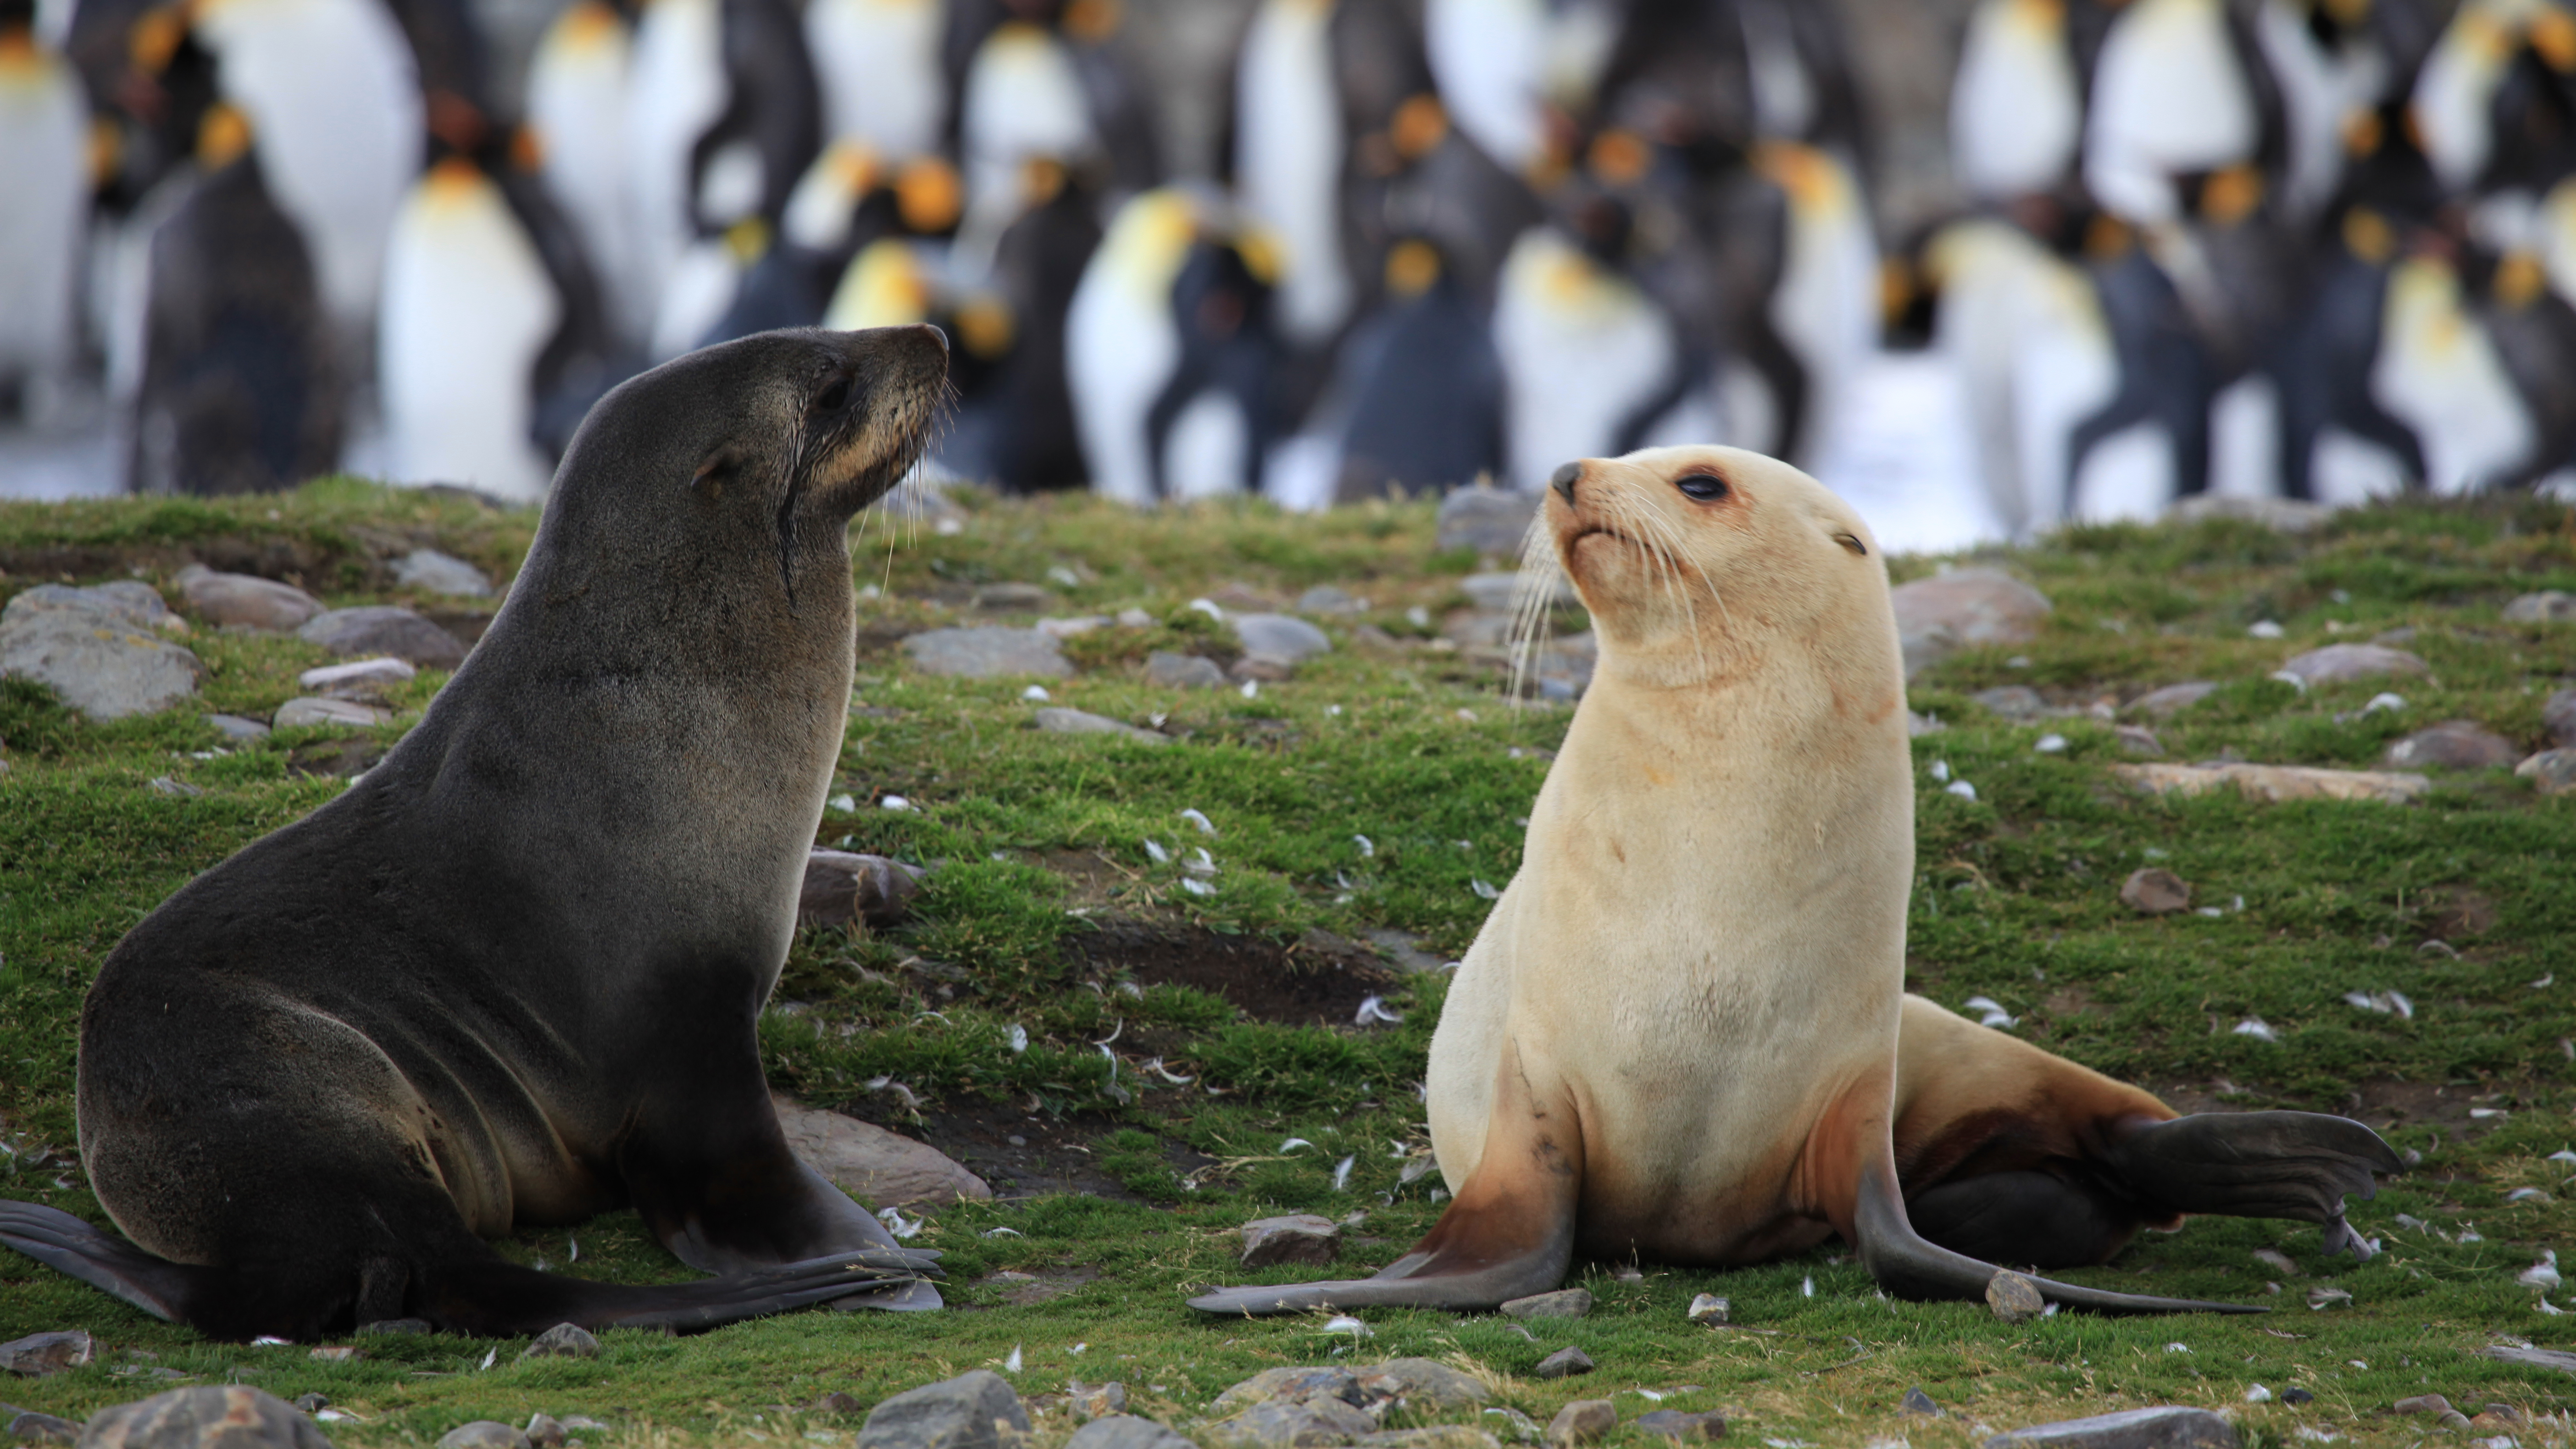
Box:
<box><xmin>2</xmin><ymin>483</ymin><xmax>2576</xmax><ymax>1447</ymax></box>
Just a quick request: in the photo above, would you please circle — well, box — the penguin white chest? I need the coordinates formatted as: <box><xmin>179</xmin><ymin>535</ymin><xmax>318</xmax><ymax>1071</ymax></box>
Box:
<box><xmin>625</xmin><ymin>0</ymin><xmax>729</xmax><ymax>305</ymax></box>
<box><xmin>2085</xmin><ymin>0</ymin><xmax>2259</xmax><ymax>222</ymax></box>
<box><xmin>1235</xmin><ymin>0</ymin><xmax>1349</xmax><ymax>347</ymax></box>
<box><xmin>530</xmin><ymin>1</ymin><xmax>645</xmax><ymax>339</ymax></box>
<box><xmin>1949</xmin><ymin>0</ymin><xmax>2082</xmax><ymax>200</ymax></box>
<box><xmin>1425</xmin><ymin>0</ymin><xmax>1548</xmax><ymax>173</ymax></box>
<box><xmin>380</xmin><ymin>167</ymin><xmax>563</xmax><ymax>504</ymax></box>
<box><xmin>806</xmin><ymin>0</ymin><xmax>945</xmax><ymax>159</ymax></box>
<box><xmin>1066</xmin><ymin>191</ymin><xmax>1194</xmax><ymax>505</ymax></box>
<box><xmin>0</xmin><ymin>38</ymin><xmax>88</xmax><ymax>374</ymax></box>
<box><xmin>1493</xmin><ymin>229</ymin><xmax>1677</xmax><ymax>487</ymax></box>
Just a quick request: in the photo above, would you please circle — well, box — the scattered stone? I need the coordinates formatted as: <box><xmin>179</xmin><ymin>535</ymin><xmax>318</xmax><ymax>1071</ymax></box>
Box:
<box><xmin>1545</xmin><ymin>1400</ymin><xmax>1616</xmax><ymax>1448</ymax></box>
<box><xmin>2433</xmin><ymin>1411</ymin><xmax>2473</xmax><ymax>1431</ymax></box>
<box><xmin>1067</xmin><ymin>1383</ymin><xmax>1126</xmax><ymax>1421</ymax></box>
<box><xmin>392</xmin><ymin>550</ymin><xmax>493</xmax><ymax>598</ymax></box>
<box><xmin>799</xmin><ymin>850</ymin><xmax>928</xmax><ymax>927</ymax></box>
<box><xmin>1240</xmin><ymin>1214</ymin><xmax>1342</xmax><ymax>1268</ymax></box>
<box><xmin>2114</xmin><ymin>726</ymin><xmax>2163</xmax><ymax>756</ymax></box>
<box><xmin>1354</xmin><ymin>1360</ymin><xmax>1487</xmax><ymax>1410</ymax></box>
<box><xmin>858</xmin><ymin>1370</ymin><xmax>1031</xmax><ymax>1449</ymax></box>
<box><xmin>1231</xmin><ymin>654</ymin><xmax>1298</xmax><ymax>682</ymax></box>
<box><xmin>439</xmin><ymin>1423</ymin><xmax>530</xmax><ymax>1449</ymax></box>
<box><xmin>1534</xmin><ymin>1347</ymin><xmax>1593</xmax><ymax>1379</ymax></box>
<box><xmin>1234</xmin><ymin>614</ymin><xmax>1333</xmax><ymax>662</ymax></box>
<box><xmin>1298</xmin><ymin>587</ymin><xmax>1366</xmax><ymax>615</ymax></box>
<box><xmin>1986</xmin><ymin>1271</ymin><xmax>2045</xmax><ymax>1323</ymax></box>
<box><xmin>298</xmin><ymin>605</ymin><xmax>468</xmax><ymax>669</ymax></box>
<box><xmin>2503</xmin><ymin>591</ymin><xmax>2576</xmax><ymax>624</ymax></box>
<box><xmin>2276</xmin><ymin>644</ymin><xmax>2428</xmax><ymax>687</ymax></box>
<box><xmin>524</xmin><ymin>1416</ymin><xmax>566</xmax><ymax>1449</ymax></box>
<box><xmin>2128</xmin><ymin>682</ymin><xmax>2219</xmax><ymax>718</ymax></box>
<box><xmin>1902</xmin><ymin>1390</ymin><xmax>1942</xmax><ymax>1417</ymax></box>
<box><xmin>1979</xmin><ymin>1407</ymin><xmax>2237</xmax><ymax>1449</ymax></box>
<box><xmin>2475</xmin><ymin>1407</ymin><xmax>2524</xmax><ymax>1427</ymax></box>
<box><xmin>2110</xmin><ymin>762</ymin><xmax>2431</xmax><ymax>805</ymax></box>
<box><xmin>1146</xmin><ymin>651</ymin><xmax>1226</xmax><ymax>688</ymax></box>
<box><xmin>0</xmin><ymin>1332</ymin><xmax>89</xmax><ymax>1377</ymax></box>
<box><xmin>10</xmin><ymin>1411</ymin><xmax>77</xmax><ymax>1443</ymax></box>
<box><xmin>2483</xmin><ymin>1344</ymin><xmax>2576</xmax><ymax>1376</ymax></box>
<box><xmin>1973</xmin><ymin>685</ymin><xmax>2049</xmax><ymax>722</ymax></box>
<box><xmin>773</xmin><ymin>1093</ymin><xmax>991</xmax><ymax>1209</ymax></box>
<box><xmin>973</xmin><ymin>583</ymin><xmax>1051</xmax><ymax>612</ymax></box>
<box><xmin>83</xmin><ymin>1388</ymin><xmax>334</xmax><ymax>1449</ymax></box>
<box><xmin>1630</xmin><ymin>1411</ymin><xmax>1725</xmax><ymax>1443</ymax></box>
<box><xmin>1038</xmin><ymin>616</ymin><xmax>1111</xmax><ymax>639</ymax></box>
<box><xmin>1068</xmin><ymin>1417</ymin><xmax>1198</xmax><ymax>1449</ymax></box>
<box><xmin>519</xmin><ymin>1323</ymin><xmax>599</xmax><ymax>1360</ymax></box>
<box><xmin>1362</xmin><ymin>1430</ymin><xmax>1501</xmax><ymax>1449</ymax></box>
<box><xmin>2171</xmin><ymin>495</ymin><xmax>2331</xmax><ymax>533</ymax></box>
<box><xmin>1205</xmin><ymin>1399</ymin><xmax>1379</xmax><ymax>1449</ymax></box>
<box><xmin>175</xmin><ymin>565</ymin><xmax>323</xmax><ymax>631</ymax></box>
<box><xmin>2395</xmin><ymin>1397</ymin><xmax>2454</xmax><ymax>1416</ymax></box>
<box><xmin>815</xmin><ymin>1394</ymin><xmax>865</xmax><ymax>1416</ymax></box>
<box><xmin>2518</xmin><ymin>749</ymin><xmax>2576</xmax><ymax>797</ymax></box>
<box><xmin>1460</xmin><ymin>573</ymin><xmax>1577</xmax><ymax>612</ymax></box>
<box><xmin>1500</xmin><ymin>1288</ymin><xmax>1592</xmax><ymax>1320</ymax></box>
<box><xmin>2119</xmin><ymin>868</ymin><xmax>2192</xmax><ymax>915</ymax></box>
<box><xmin>1437</xmin><ymin>485</ymin><xmax>1541</xmax><ymax>557</ymax></box>
<box><xmin>0</xmin><ymin>583</ymin><xmax>204</xmax><ymax>720</ymax></box>
<box><xmin>903</xmin><ymin>627</ymin><xmax>1072</xmax><ymax>679</ymax></box>
<box><xmin>273</xmin><ymin>697</ymin><xmax>394</xmax><ymax>730</ymax></box>
<box><xmin>207</xmin><ymin>714</ymin><xmax>272</xmax><ymax>740</ymax></box>
<box><xmin>1210</xmin><ymin>1368</ymin><xmax>1361</xmax><ymax>1416</ymax></box>
<box><xmin>304</xmin><ymin>1347</ymin><xmax>356</xmax><ymax>1363</ymax></box>
<box><xmin>299</xmin><ymin>656</ymin><xmax>415</xmax><ymax>697</ymax></box>
<box><xmin>2387</xmin><ymin>721</ymin><xmax>2520</xmax><ymax>770</ymax></box>
<box><xmin>2281</xmin><ymin>1390</ymin><xmax>2313</xmax><ymax>1405</ymax></box>
<box><xmin>1890</xmin><ymin>569</ymin><xmax>2052</xmax><ymax>678</ymax></box>
<box><xmin>2545</xmin><ymin>688</ymin><xmax>2576</xmax><ymax>748</ymax></box>
<box><xmin>356</xmin><ymin>1318</ymin><xmax>431</xmax><ymax>1336</ymax></box>
<box><xmin>1686</xmin><ymin>1294</ymin><xmax>1730</xmax><ymax>1325</ymax></box>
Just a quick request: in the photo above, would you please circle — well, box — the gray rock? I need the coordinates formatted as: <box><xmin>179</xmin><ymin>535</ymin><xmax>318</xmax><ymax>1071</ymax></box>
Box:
<box><xmin>1204</xmin><ymin>1400</ymin><xmax>1378</xmax><ymax>1449</ymax></box>
<box><xmin>2118</xmin><ymin>868</ymin><xmax>2191</xmax><ymax>915</ymax></box>
<box><xmin>1437</xmin><ymin>486</ymin><xmax>1541</xmax><ymax>558</ymax></box>
<box><xmin>1630</xmin><ymin>1412</ymin><xmax>1724</xmax><ymax>1443</ymax></box>
<box><xmin>2545</xmin><ymin>688</ymin><xmax>2576</xmax><ymax>748</ymax></box>
<box><xmin>2481</xmin><ymin>1345</ymin><xmax>2576</xmax><ymax>1375</ymax></box>
<box><xmin>1146</xmin><ymin>652</ymin><xmax>1226</xmax><ymax>688</ymax></box>
<box><xmin>2393</xmin><ymin>1396</ymin><xmax>2454</xmax><ymax>1416</ymax></box>
<box><xmin>11</xmin><ymin>1411</ymin><xmax>76</xmax><ymax>1443</ymax></box>
<box><xmin>1499</xmin><ymin>1288</ymin><xmax>1592</xmax><ymax>1320</ymax></box>
<box><xmin>2386</xmin><ymin>721</ymin><xmax>2520</xmax><ymax>770</ymax></box>
<box><xmin>1902</xmin><ymin>1388</ymin><xmax>1941</xmax><ymax>1417</ymax></box>
<box><xmin>1442</xmin><ymin>611</ymin><xmax>1516</xmax><ymax>648</ymax></box>
<box><xmin>175</xmin><ymin>566</ymin><xmax>322</xmax><ymax>631</ymax></box>
<box><xmin>973</xmin><ymin>583</ymin><xmax>1051</xmax><ymax>612</ymax></box>
<box><xmin>391</xmin><ymin>550</ymin><xmax>493</xmax><ymax>598</ymax></box>
<box><xmin>2171</xmin><ymin>495</ymin><xmax>2330</xmax><ymax>533</ymax></box>
<box><xmin>903</xmin><ymin>627</ymin><xmax>1071</xmax><ymax>679</ymax></box>
<box><xmin>1235</xmin><ymin>613</ymin><xmax>1333</xmax><ymax>661</ymax></box>
<box><xmin>1544</xmin><ymin>1400</ymin><xmax>1615</xmax><ymax>1448</ymax></box>
<box><xmin>1685</xmin><ymin>1294</ymin><xmax>1730</xmax><ymax>1325</ymax></box>
<box><xmin>1297</xmin><ymin>587</ymin><xmax>1366</xmax><ymax>615</ymax></box>
<box><xmin>1240</xmin><ymin>1214</ymin><xmax>1342</xmax><ymax>1268</ymax></box>
<box><xmin>1890</xmin><ymin>570</ymin><xmax>2052</xmax><ymax>678</ymax></box>
<box><xmin>1350</xmin><ymin>1360</ymin><xmax>1487</xmax><ymax>1409</ymax></box>
<box><xmin>773</xmin><ymin>1093</ymin><xmax>990</xmax><ymax>1209</ymax></box>
<box><xmin>297</xmin><ymin>606</ymin><xmax>467</xmax><ymax>669</ymax></box>
<box><xmin>1068</xmin><ymin>1418</ymin><xmax>1196</xmax><ymax>1449</ymax></box>
<box><xmin>273</xmin><ymin>698</ymin><xmax>393</xmax><ymax>730</ymax></box>
<box><xmin>1230</xmin><ymin>654</ymin><xmax>1297</xmax><ymax>682</ymax></box>
<box><xmin>523</xmin><ymin>1416</ymin><xmax>566</xmax><ymax>1449</ymax></box>
<box><xmin>207</xmin><ymin>714</ymin><xmax>272</xmax><ymax>740</ymax></box>
<box><xmin>2275</xmin><ymin>644</ymin><xmax>2428</xmax><ymax>687</ymax></box>
<box><xmin>1533</xmin><ymin>1348</ymin><xmax>1592</xmax><ymax>1380</ymax></box>
<box><xmin>1986</xmin><ymin>1270</ymin><xmax>2045</xmax><ymax>1323</ymax></box>
<box><xmin>2503</xmin><ymin>591</ymin><xmax>2576</xmax><ymax>623</ymax></box>
<box><xmin>1973</xmin><ymin>685</ymin><xmax>2049</xmax><ymax>722</ymax></box>
<box><xmin>0</xmin><ymin>585</ymin><xmax>204</xmax><ymax>720</ymax></box>
<box><xmin>2128</xmin><ymin>682</ymin><xmax>2218</xmax><ymax>718</ymax></box>
<box><xmin>1981</xmin><ymin>1407</ymin><xmax>2237</xmax><ymax>1449</ymax></box>
<box><xmin>800</xmin><ymin>850</ymin><xmax>927</xmax><ymax>927</ymax></box>
<box><xmin>858</xmin><ymin>1370</ymin><xmax>1031</xmax><ymax>1449</ymax></box>
<box><xmin>1460</xmin><ymin>573</ymin><xmax>1577</xmax><ymax>612</ymax></box>
<box><xmin>81</xmin><ymin>1388</ymin><xmax>334</xmax><ymax>1449</ymax></box>
<box><xmin>299</xmin><ymin>656</ymin><xmax>415</xmax><ymax>696</ymax></box>
<box><xmin>1066</xmin><ymin>1384</ymin><xmax>1126</xmax><ymax>1421</ymax></box>
<box><xmin>437</xmin><ymin>1424</ymin><xmax>529</xmax><ymax>1449</ymax></box>
<box><xmin>1211</xmin><ymin>1369</ymin><xmax>1363</xmax><ymax>1416</ymax></box>
<box><xmin>2518</xmin><ymin>749</ymin><xmax>2576</xmax><ymax>797</ymax></box>
<box><xmin>2114</xmin><ymin>725</ymin><xmax>2163</xmax><ymax>756</ymax></box>
<box><xmin>1361</xmin><ymin>1431</ymin><xmax>1501</xmax><ymax>1449</ymax></box>
<box><xmin>2432</xmin><ymin>1410</ymin><xmax>2472</xmax><ymax>1431</ymax></box>
<box><xmin>0</xmin><ymin>1332</ymin><xmax>89</xmax><ymax>1376</ymax></box>
<box><xmin>1033</xmin><ymin>708</ymin><xmax>1169</xmax><ymax>745</ymax></box>
<box><xmin>519</xmin><ymin>1323</ymin><xmax>599</xmax><ymax>1360</ymax></box>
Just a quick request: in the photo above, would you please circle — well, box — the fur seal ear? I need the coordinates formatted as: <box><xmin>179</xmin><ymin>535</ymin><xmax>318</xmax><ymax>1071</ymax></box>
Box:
<box><xmin>692</xmin><ymin>450</ymin><xmax>739</xmax><ymax>498</ymax></box>
<box><xmin>1833</xmin><ymin>532</ymin><xmax>1867</xmax><ymax>555</ymax></box>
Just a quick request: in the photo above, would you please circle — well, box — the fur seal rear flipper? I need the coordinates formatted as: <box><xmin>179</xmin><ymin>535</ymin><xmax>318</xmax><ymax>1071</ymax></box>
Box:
<box><xmin>1189</xmin><ymin>446</ymin><xmax>2398</xmax><ymax>1320</ymax></box>
<box><xmin>0</xmin><ymin>325</ymin><xmax>952</xmax><ymax>1342</ymax></box>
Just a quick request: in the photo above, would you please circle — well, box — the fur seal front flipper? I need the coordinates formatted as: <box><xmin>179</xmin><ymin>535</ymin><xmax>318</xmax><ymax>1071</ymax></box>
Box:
<box><xmin>1189</xmin><ymin>445</ymin><xmax>2398</xmax><ymax>1320</ymax></box>
<box><xmin>0</xmin><ymin>325</ymin><xmax>953</xmax><ymax>1342</ymax></box>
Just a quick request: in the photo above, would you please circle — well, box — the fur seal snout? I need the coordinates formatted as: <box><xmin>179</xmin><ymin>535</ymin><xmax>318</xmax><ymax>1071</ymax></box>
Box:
<box><xmin>1190</xmin><ymin>445</ymin><xmax>2398</xmax><ymax>1319</ymax></box>
<box><xmin>0</xmin><ymin>327</ymin><xmax>955</xmax><ymax>1342</ymax></box>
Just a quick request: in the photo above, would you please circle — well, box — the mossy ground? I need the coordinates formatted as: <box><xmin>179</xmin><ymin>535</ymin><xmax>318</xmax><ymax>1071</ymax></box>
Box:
<box><xmin>2</xmin><ymin>485</ymin><xmax>2576</xmax><ymax>1448</ymax></box>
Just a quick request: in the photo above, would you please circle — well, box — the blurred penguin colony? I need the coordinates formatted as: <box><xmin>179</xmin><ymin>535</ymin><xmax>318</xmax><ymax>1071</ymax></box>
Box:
<box><xmin>0</xmin><ymin>0</ymin><xmax>2572</xmax><ymax>529</ymax></box>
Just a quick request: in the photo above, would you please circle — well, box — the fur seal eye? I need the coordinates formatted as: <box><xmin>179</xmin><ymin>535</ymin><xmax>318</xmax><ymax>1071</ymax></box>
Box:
<box><xmin>1675</xmin><ymin>472</ymin><xmax>1729</xmax><ymax>502</ymax></box>
<box><xmin>1834</xmin><ymin>533</ymin><xmax>1868</xmax><ymax>556</ymax></box>
<box><xmin>813</xmin><ymin>376</ymin><xmax>854</xmax><ymax>413</ymax></box>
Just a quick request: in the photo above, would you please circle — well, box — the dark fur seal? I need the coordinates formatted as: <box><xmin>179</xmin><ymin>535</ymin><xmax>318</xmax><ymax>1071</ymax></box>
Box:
<box><xmin>1</xmin><ymin>325</ymin><xmax>952</xmax><ymax>1341</ymax></box>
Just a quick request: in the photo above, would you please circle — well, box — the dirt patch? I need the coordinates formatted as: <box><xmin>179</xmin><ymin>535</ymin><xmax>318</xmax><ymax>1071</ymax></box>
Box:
<box><xmin>977</xmin><ymin>1266</ymin><xmax>1100</xmax><ymax>1306</ymax></box>
<box><xmin>2154</xmin><ymin>1077</ymin><xmax>2524</xmax><ymax>1145</ymax></box>
<box><xmin>1067</xmin><ymin>919</ymin><xmax>1398</xmax><ymax>1026</ymax></box>
<box><xmin>833</xmin><ymin>1096</ymin><xmax>1211</xmax><ymax>1203</ymax></box>
<box><xmin>2422</xmin><ymin>885</ymin><xmax>2498</xmax><ymax>939</ymax></box>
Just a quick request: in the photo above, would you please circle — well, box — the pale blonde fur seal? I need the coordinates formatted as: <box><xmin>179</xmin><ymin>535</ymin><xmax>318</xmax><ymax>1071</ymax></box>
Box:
<box><xmin>1191</xmin><ymin>445</ymin><xmax>2395</xmax><ymax>1316</ymax></box>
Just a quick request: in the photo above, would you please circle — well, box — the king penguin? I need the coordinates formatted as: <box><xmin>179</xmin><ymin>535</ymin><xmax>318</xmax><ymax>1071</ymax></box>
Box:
<box><xmin>2084</xmin><ymin>0</ymin><xmax>2283</xmax><ymax>223</ymax></box>
<box><xmin>0</xmin><ymin>0</ymin><xmax>89</xmax><ymax>418</ymax></box>
<box><xmin>806</xmin><ymin>0</ymin><xmax>945</xmax><ymax>159</ymax></box>
<box><xmin>528</xmin><ymin>0</ymin><xmax>649</xmax><ymax>343</ymax></box>
<box><xmin>1950</xmin><ymin>0</ymin><xmax>2087</xmax><ymax>203</ymax></box>
<box><xmin>1491</xmin><ymin>223</ymin><xmax>1680</xmax><ymax>489</ymax></box>
<box><xmin>1065</xmin><ymin>188</ymin><xmax>1208</xmax><ymax>503</ymax></box>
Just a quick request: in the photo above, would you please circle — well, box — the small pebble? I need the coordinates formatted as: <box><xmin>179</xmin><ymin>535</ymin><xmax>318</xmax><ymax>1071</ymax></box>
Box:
<box><xmin>1534</xmin><ymin>1346</ymin><xmax>1593</xmax><ymax>1379</ymax></box>
<box><xmin>1986</xmin><ymin>1271</ymin><xmax>2045</xmax><ymax>1323</ymax></box>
